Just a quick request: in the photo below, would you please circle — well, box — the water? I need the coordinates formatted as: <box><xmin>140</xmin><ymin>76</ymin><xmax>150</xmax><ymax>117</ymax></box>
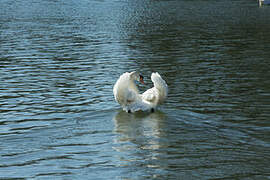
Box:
<box><xmin>1</xmin><ymin>0</ymin><xmax>270</xmax><ymax>179</ymax></box>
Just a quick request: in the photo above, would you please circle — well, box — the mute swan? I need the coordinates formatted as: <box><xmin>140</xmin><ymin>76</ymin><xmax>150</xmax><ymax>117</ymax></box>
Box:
<box><xmin>113</xmin><ymin>71</ymin><xmax>168</xmax><ymax>113</ymax></box>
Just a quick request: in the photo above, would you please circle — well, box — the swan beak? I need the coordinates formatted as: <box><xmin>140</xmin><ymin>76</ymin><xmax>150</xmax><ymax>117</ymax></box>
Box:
<box><xmin>139</xmin><ymin>75</ymin><xmax>144</xmax><ymax>84</ymax></box>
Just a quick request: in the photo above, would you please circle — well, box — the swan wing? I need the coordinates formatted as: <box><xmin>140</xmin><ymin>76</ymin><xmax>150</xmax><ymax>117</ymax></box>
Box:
<box><xmin>151</xmin><ymin>72</ymin><xmax>168</xmax><ymax>104</ymax></box>
<box><xmin>113</xmin><ymin>72</ymin><xmax>146</xmax><ymax>112</ymax></box>
<box><xmin>113</xmin><ymin>83</ymin><xmax>137</xmax><ymax>106</ymax></box>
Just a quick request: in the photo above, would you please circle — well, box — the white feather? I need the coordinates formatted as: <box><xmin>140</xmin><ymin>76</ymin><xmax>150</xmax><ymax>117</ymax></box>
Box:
<box><xmin>142</xmin><ymin>72</ymin><xmax>168</xmax><ymax>108</ymax></box>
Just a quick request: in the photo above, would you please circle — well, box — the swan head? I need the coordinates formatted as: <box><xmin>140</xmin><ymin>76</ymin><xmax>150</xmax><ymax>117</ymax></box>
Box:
<box><xmin>130</xmin><ymin>71</ymin><xmax>144</xmax><ymax>84</ymax></box>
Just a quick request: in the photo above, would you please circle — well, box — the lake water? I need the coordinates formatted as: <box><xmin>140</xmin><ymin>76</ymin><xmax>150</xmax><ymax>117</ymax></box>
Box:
<box><xmin>1</xmin><ymin>0</ymin><xmax>270</xmax><ymax>179</ymax></box>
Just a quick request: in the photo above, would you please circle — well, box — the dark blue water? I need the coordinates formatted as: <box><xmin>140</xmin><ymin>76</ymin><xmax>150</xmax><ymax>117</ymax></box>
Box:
<box><xmin>1</xmin><ymin>0</ymin><xmax>270</xmax><ymax>179</ymax></box>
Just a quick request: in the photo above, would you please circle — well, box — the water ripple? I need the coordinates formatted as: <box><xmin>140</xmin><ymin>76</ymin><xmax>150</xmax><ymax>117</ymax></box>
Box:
<box><xmin>1</xmin><ymin>0</ymin><xmax>270</xmax><ymax>179</ymax></box>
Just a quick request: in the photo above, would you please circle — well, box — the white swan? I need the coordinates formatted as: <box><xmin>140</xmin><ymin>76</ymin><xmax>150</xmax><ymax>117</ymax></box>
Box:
<box><xmin>113</xmin><ymin>71</ymin><xmax>168</xmax><ymax>113</ymax></box>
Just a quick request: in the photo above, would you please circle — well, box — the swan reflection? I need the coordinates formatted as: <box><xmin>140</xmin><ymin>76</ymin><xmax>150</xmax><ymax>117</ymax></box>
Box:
<box><xmin>112</xmin><ymin>110</ymin><xmax>166</xmax><ymax>158</ymax></box>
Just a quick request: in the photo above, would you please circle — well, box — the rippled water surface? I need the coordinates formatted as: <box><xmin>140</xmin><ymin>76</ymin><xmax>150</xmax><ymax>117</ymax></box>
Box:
<box><xmin>1</xmin><ymin>0</ymin><xmax>270</xmax><ymax>179</ymax></box>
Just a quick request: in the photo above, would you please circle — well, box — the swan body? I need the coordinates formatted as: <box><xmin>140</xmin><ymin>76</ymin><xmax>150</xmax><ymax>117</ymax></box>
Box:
<box><xmin>113</xmin><ymin>71</ymin><xmax>168</xmax><ymax>113</ymax></box>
